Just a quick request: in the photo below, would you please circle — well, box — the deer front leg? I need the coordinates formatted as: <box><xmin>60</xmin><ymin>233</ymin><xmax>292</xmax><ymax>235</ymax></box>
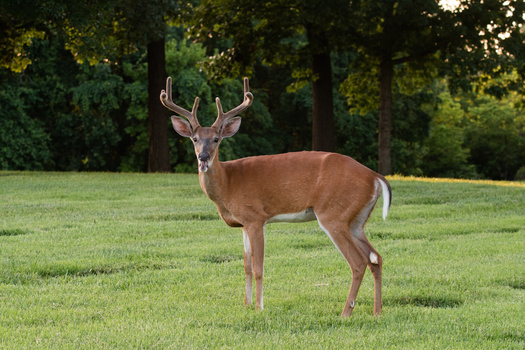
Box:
<box><xmin>243</xmin><ymin>224</ymin><xmax>265</xmax><ymax>310</ymax></box>
<box><xmin>242</xmin><ymin>229</ymin><xmax>253</xmax><ymax>306</ymax></box>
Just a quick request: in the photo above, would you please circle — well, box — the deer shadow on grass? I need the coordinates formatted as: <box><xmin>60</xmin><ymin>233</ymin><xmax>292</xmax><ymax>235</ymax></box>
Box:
<box><xmin>386</xmin><ymin>294</ymin><xmax>464</xmax><ymax>308</ymax></box>
<box><xmin>0</xmin><ymin>229</ymin><xmax>30</xmax><ymax>237</ymax></box>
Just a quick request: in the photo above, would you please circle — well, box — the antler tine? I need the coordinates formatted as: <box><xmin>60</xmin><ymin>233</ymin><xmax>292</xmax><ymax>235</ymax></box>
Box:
<box><xmin>212</xmin><ymin>77</ymin><xmax>254</xmax><ymax>128</ymax></box>
<box><xmin>160</xmin><ymin>77</ymin><xmax>201</xmax><ymax>129</ymax></box>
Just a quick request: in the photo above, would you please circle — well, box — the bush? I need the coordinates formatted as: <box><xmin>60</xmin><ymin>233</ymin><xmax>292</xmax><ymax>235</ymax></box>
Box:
<box><xmin>515</xmin><ymin>166</ymin><xmax>525</xmax><ymax>181</ymax></box>
<box><xmin>0</xmin><ymin>75</ymin><xmax>53</xmax><ymax>170</ymax></box>
<box><xmin>465</xmin><ymin>96</ymin><xmax>525</xmax><ymax>180</ymax></box>
<box><xmin>421</xmin><ymin>89</ymin><xmax>478</xmax><ymax>178</ymax></box>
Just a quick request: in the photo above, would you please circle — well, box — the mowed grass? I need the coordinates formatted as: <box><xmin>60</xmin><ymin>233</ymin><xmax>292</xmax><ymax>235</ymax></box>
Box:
<box><xmin>0</xmin><ymin>171</ymin><xmax>524</xmax><ymax>349</ymax></box>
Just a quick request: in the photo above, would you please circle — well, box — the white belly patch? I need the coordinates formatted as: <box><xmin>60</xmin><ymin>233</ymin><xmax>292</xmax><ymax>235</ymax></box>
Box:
<box><xmin>266</xmin><ymin>207</ymin><xmax>317</xmax><ymax>224</ymax></box>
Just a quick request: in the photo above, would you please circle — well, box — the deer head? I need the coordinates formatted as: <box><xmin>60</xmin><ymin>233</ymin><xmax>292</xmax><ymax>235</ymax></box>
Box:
<box><xmin>160</xmin><ymin>77</ymin><xmax>253</xmax><ymax>172</ymax></box>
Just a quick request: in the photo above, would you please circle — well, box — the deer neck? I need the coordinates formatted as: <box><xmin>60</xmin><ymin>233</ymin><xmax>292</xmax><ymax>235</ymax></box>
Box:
<box><xmin>198</xmin><ymin>157</ymin><xmax>227</xmax><ymax>202</ymax></box>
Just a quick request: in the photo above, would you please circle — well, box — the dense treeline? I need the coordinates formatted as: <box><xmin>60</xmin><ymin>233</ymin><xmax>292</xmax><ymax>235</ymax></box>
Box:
<box><xmin>1</xmin><ymin>0</ymin><xmax>524</xmax><ymax>180</ymax></box>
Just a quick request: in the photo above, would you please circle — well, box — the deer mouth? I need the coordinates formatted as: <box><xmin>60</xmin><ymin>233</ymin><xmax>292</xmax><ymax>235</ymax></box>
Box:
<box><xmin>199</xmin><ymin>160</ymin><xmax>209</xmax><ymax>172</ymax></box>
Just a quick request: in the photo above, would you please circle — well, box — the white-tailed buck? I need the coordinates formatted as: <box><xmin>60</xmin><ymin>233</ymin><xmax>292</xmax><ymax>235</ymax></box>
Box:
<box><xmin>160</xmin><ymin>77</ymin><xmax>391</xmax><ymax>316</ymax></box>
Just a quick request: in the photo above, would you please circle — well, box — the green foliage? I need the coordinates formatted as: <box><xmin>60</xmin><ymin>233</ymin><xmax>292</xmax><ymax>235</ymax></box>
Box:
<box><xmin>337</xmin><ymin>110</ymin><xmax>379</xmax><ymax>170</ymax></box>
<box><xmin>390</xmin><ymin>90</ymin><xmax>434</xmax><ymax>176</ymax></box>
<box><xmin>421</xmin><ymin>86</ymin><xmax>478</xmax><ymax>178</ymax></box>
<box><xmin>340</xmin><ymin>62</ymin><xmax>379</xmax><ymax>116</ymax></box>
<box><xmin>0</xmin><ymin>1</ymin><xmax>48</xmax><ymax>71</ymax></box>
<box><xmin>1</xmin><ymin>1</ymin><xmax>525</xmax><ymax>179</ymax></box>
<box><xmin>0</xmin><ymin>72</ymin><xmax>52</xmax><ymax>170</ymax></box>
<box><xmin>465</xmin><ymin>95</ymin><xmax>525</xmax><ymax>180</ymax></box>
<box><xmin>68</xmin><ymin>64</ymin><xmax>127</xmax><ymax>170</ymax></box>
<box><xmin>117</xmin><ymin>50</ymin><xmax>149</xmax><ymax>172</ymax></box>
<box><xmin>515</xmin><ymin>166</ymin><xmax>525</xmax><ymax>181</ymax></box>
<box><xmin>0</xmin><ymin>29</ymin><xmax>279</xmax><ymax>173</ymax></box>
<box><xmin>0</xmin><ymin>29</ymin><xmax>45</xmax><ymax>72</ymax></box>
<box><xmin>421</xmin><ymin>83</ymin><xmax>525</xmax><ymax>180</ymax></box>
<box><xmin>19</xmin><ymin>36</ymin><xmax>129</xmax><ymax>171</ymax></box>
<box><xmin>423</xmin><ymin>123</ymin><xmax>476</xmax><ymax>178</ymax></box>
<box><xmin>341</xmin><ymin>61</ymin><xmax>435</xmax><ymax>174</ymax></box>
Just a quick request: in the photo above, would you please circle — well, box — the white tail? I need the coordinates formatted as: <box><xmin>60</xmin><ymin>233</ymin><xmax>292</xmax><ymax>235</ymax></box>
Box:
<box><xmin>161</xmin><ymin>77</ymin><xmax>392</xmax><ymax>317</ymax></box>
<box><xmin>378</xmin><ymin>178</ymin><xmax>391</xmax><ymax>221</ymax></box>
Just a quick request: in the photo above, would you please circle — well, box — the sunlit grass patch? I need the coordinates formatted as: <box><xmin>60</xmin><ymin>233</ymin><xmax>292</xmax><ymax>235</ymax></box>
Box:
<box><xmin>388</xmin><ymin>174</ymin><xmax>525</xmax><ymax>188</ymax></box>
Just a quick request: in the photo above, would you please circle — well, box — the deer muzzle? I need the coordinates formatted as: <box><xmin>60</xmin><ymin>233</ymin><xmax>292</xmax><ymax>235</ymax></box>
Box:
<box><xmin>198</xmin><ymin>152</ymin><xmax>210</xmax><ymax>172</ymax></box>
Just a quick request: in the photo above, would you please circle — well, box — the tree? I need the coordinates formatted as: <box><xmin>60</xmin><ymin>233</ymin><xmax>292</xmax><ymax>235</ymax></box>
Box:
<box><xmin>191</xmin><ymin>0</ymin><xmax>354</xmax><ymax>152</ymax></box>
<box><xmin>0</xmin><ymin>0</ymin><xmax>187</xmax><ymax>172</ymax></box>
<box><xmin>104</xmin><ymin>1</ymin><xmax>188</xmax><ymax>172</ymax></box>
<box><xmin>145</xmin><ymin>39</ymin><xmax>170</xmax><ymax>172</ymax></box>
<box><xmin>67</xmin><ymin>0</ymin><xmax>181</xmax><ymax>172</ymax></box>
<box><xmin>345</xmin><ymin>0</ymin><xmax>525</xmax><ymax>175</ymax></box>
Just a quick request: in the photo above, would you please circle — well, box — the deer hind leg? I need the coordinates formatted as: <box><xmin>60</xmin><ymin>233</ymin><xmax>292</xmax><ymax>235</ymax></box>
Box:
<box><xmin>243</xmin><ymin>224</ymin><xmax>265</xmax><ymax>310</ymax></box>
<box><xmin>352</xmin><ymin>229</ymin><xmax>383</xmax><ymax>316</ymax></box>
<box><xmin>349</xmin><ymin>199</ymin><xmax>383</xmax><ymax>316</ymax></box>
<box><xmin>317</xmin><ymin>215</ymin><xmax>368</xmax><ymax>317</ymax></box>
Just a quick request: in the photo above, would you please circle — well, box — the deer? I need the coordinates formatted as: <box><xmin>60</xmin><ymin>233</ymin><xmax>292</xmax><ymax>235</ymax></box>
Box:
<box><xmin>160</xmin><ymin>77</ymin><xmax>391</xmax><ymax>317</ymax></box>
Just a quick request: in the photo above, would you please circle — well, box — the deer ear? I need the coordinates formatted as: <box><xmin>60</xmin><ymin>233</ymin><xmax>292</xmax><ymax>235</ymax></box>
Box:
<box><xmin>171</xmin><ymin>116</ymin><xmax>193</xmax><ymax>137</ymax></box>
<box><xmin>220</xmin><ymin>117</ymin><xmax>241</xmax><ymax>138</ymax></box>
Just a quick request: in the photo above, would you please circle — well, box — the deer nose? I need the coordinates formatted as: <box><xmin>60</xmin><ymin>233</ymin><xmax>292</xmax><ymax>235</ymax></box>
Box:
<box><xmin>198</xmin><ymin>152</ymin><xmax>210</xmax><ymax>162</ymax></box>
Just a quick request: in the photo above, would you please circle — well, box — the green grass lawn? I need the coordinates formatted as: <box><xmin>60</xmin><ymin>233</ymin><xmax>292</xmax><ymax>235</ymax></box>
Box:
<box><xmin>1</xmin><ymin>171</ymin><xmax>524</xmax><ymax>349</ymax></box>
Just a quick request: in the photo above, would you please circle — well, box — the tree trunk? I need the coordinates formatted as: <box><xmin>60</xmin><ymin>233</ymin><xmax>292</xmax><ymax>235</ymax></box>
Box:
<box><xmin>306</xmin><ymin>24</ymin><xmax>335</xmax><ymax>152</ymax></box>
<box><xmin>147</xmin><ymin>38</ymin><xmax>171</xmax><ymax>173</ymax></box>
<box><xmin>378</xmin><ymin>58</ymin><xmax>393</xmax><ymax>175</ymax></box>
<box><xmin>311</xmin><ymin>51</ymin><xmax>336</xmax><ymax>152</ymax></box>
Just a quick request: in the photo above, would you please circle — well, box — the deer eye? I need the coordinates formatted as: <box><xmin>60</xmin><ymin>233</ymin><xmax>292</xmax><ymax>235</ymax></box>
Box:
<box><xmin>213</xmin><ymin>137</ymin><xmax>220</xmax><ymax>143</ymax></box>
<box><xmin>192</xmin><ymin>137</ymin><xmax>197</xmax><ymax>142</ymax></box>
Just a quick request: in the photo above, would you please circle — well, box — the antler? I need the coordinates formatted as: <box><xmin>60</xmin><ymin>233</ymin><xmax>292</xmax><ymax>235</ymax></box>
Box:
<box><xmin>212</xmin><ymin>77</ymin><xmax>253</xmax><ymax>128</ymax></box>
<box><xmin>160</xmin><ymin>77</ymin><xmax>201</xmax><ymax>129</ymax></box>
